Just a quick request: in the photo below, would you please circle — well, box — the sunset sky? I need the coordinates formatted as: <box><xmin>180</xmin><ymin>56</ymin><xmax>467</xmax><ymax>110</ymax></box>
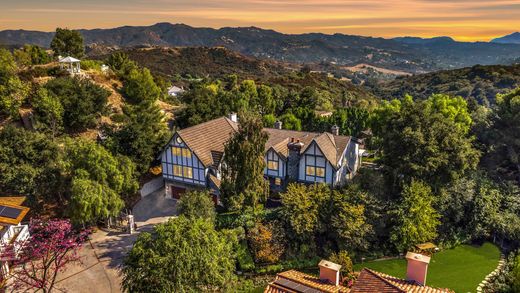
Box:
<box><xmin>1</xmin><ymin>0</ymin><xmax>519</xmax><ymax>41</ymax></box>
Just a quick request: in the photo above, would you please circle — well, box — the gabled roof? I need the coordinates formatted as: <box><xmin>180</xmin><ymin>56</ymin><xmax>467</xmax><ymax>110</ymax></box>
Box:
<box><xmin>264</xmin><ymin>128</ymin><xmax>351</xmax><ymax>169</ymax></box>
<box><xmin>167</xmin><ymin>117</ymin><xmax>352</xmax><ymax>169</ymax></box>
<box><xmin>59</xmin><ymin>56</ymin><xmax>80</xmax><ymax>63</ymax></box>
<box><xmin>265</xmin><ymin>270</ymin><xmax>349</xmax><ymax>293</ymax></box>
<box><xmin>350</xmin><ymin>269</ymin><xmax>453</xmax><ymax>293</ymax></box>
<box><xmin>176</xmin><ymin>117</ymin><xmax>238</xmax><ymax>167</ymax></box>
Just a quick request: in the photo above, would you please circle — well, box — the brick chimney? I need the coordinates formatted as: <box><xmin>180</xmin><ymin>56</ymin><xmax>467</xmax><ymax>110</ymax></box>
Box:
<box><xmin>287</xmin><ymin>138</ymin><xmax>304</xmax><ymax>180</ymax></box>
<box><xmin>274</xmin><ymin>120</ymin><xmax>283</xmax><ymax>130</ymax></box>
<box><xmin>319</xmin><ymin>260</ymin><xmax>342</xmax><ymax>286</ymax></box>
<box><xmin>228</xmin><ymin>113</ymin><xmax>238</xmax><ymax>123</ymax></box>
<box><xmin>331</xmin><ymin>125</ymin><xmax>340</xmax><ymax>136</ymax></box>
<box><xmin>405</xmin><ymin>252</ymin><xmax>431</xmax><ymax>286</ymax></box>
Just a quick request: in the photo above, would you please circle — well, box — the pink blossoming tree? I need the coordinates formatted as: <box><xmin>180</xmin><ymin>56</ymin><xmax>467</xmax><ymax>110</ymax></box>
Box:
<box><xmin>3</xmin><ymin>218</ymin><xmax>89</xmax><ymax>292</ymax></box>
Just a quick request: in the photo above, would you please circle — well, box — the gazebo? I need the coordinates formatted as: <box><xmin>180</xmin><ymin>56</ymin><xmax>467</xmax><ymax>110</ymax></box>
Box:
<box><xmin>58</xmin><ymin>56</ymin><xmax>81</xmax><ymax>75</ymax></box>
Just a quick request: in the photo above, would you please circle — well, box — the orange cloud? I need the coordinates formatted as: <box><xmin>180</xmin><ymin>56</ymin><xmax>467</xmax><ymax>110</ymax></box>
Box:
<box><xmin>1</xmin><ymin>0</ymin><xmax>519</xmax><ymax>41</ymax></box>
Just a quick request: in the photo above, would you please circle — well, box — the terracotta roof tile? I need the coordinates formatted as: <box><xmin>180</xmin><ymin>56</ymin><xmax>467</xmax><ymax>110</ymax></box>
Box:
<box><xmin>265</xmin><ymin>270</ymin><xmax>349</xmax><ymax>293</ymax></box>
<box><xmin>351</xmin><ymin>269</ymin><xmax>453</xmax><ymax>293</ymax></box>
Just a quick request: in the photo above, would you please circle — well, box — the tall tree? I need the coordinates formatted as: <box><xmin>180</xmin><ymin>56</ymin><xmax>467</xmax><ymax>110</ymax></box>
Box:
<box><xmin>4</xmin><ymin>219</ymin><xmax>88</xmax><ymax>293</ymax></box>
<box><xmin>390</xmin><ymin>180</ymin><xmax>440</xmax><ymax>251</ymax></box>
<box><xmin>32</xmin><ymin>88</ymin><xmax>63</xmax><ymax>137</ymax></box>
<box><xmin>0</xmin><ymin>49</ymin><xmax>30</xmax><ymax>118</ymax></box>
<box><xmin>328</xmin><ymin>188</ymin><xmax>372</xmax><ymax>252</ymax></box>
<box><xmin>377</xmin><ymin>95</ymin><xmax>480</xmax><ymax>189</ymax></box>
<box><xmin>280</xmin><ymin>183</ymin><xmax>329</xmax><ymax>241</ymax></box>
<box><xmin>104</xmin><ymin>101</ymin><xmax>168</xmax><ymax>173</ymax></box>
<box><xmin>486</xmin><ymin>88</ymin><xmax>520</xmax><ymax>185</ymax></box>
<box><xmin>44</xmin><ymin>77</ymin><xmax>109</xmax><ymax>132</ymax></box>
<box><xmin>50</xmin><ymin>28</ymin><xmax>84</xmax><ymax>58</ymax></box>
<box><xmin>0</xmin><ymin>127</ymin><xmax>64</xmax><ymax>207</ymax></box>
<box><xmin>122</xmin><ymin>68</ymin><xmax>162</xmax><ymax>104</ymax></box>
<box><xmin>122</xmin><ymin>216</ymin><xmax>236</xmax><ymax>292</ymax></box>
<box><xmin>221</xmin><ymin>112</ymin><xmax>269</xmax><ymax>210</ymax></box>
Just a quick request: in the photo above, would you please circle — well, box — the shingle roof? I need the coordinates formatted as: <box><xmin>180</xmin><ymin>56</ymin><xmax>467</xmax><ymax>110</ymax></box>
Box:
<box><xmin>176</xmin><ymin>117</ymin><xmax>238</xmax><ymax>167</ymax></box>
<box><xmin>264</xmin><ymin>128</ymin><xmax>351</xmax><ymax>169</ymax></box>
<box><xmin>265</xmin><ymin>270</ymin><xmax>349</xmax><ymax>293</ymax></box>
<box><xmin>351</xmin><ymin>269</ymin><xmax>453</xmax><ymax>293</ymax></box>
<box><xmin>172</xmin><ymin>117</ymin><xmax>351</xmax><ymax>169</ymax></box>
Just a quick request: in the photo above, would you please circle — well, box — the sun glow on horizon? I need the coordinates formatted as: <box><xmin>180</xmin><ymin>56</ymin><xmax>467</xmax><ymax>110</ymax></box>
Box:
<box><xmin>1</xmin><ymin>0</ymin><xmax>519</xmax><ymax>41</ymax></box>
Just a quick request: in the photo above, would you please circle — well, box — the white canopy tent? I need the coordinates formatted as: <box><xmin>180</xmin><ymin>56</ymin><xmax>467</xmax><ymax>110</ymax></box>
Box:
<box><xmin>59</xmin><ymin>56</ymin><xmax>81</xmax><ymax>74</ymax></box>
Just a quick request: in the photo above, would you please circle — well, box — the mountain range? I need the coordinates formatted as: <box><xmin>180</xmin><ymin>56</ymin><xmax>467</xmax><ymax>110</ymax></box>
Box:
<box><xmin>1</xmin><ymin>23</ymin><xmax>519</xmax><ymax>73</ymax></box>
<box><xmin>492</xmin><ymin>32</ymin><xmax>520</xmax><ymax>44</ymax></box>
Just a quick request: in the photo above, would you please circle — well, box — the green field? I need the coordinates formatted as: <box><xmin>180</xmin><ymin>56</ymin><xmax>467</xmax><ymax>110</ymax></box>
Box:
<box><xmin>353</xmin><ymin>242</ymin><xmax>501</xmax><ymax>293</ymax></box>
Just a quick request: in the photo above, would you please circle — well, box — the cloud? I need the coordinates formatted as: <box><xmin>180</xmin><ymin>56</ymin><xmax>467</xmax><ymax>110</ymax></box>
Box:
<box><xmin>1</xmin><ymin>0</ymin><xmax>519</xmax><ymax>41</ymax></box>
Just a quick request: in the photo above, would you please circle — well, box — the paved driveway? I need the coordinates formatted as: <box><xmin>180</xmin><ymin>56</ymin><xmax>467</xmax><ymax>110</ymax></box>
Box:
<box><xmin>54</xmin><ymin>189</ymin><xmax>177</xmax><ymax>293</ymax></box>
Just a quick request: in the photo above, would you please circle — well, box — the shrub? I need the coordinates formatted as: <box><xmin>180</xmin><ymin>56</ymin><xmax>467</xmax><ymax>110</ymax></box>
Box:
<box><xmin>247</xmin><ymin>221</ymin><xmax>286</xmax><ymax>264</ymax></box>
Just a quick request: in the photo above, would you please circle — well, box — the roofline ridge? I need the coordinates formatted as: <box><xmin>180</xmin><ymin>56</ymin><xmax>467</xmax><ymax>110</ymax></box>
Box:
<box><xmin>362</xmin><ymin>268</ymin><xmax>407</xmax><ymax>293</ymax></box>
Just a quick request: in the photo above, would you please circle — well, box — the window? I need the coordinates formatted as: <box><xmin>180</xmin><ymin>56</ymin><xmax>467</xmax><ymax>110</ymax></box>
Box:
<box><xmin>182</xmin><ymin>148</ymin><xmax>192</xmax><ymax>158</ymax></box>
<box><xmin>183</xmin><ymin>166</ymin><xmax>193</xmax><ymax>178</ymax></box>
<box><xmin>172</xmin><ymin>147</ymin><xmax>182</xmax><ymax>157</ymax></box>
<box><xmin>275</xmin><ymin>178</ymin><xmax>282</xmax><ymax>186</ymax></box>
<box><xmin>267</xmin><ymin>160</ymin><xmax>278</xmax><ymax>171</ymax></box>
<box><xmin>316</xmin><ymin>167</ymin><xmax>325</xmax><ymax>178</ymax></box>
<box><xmin>173</xmin><ymin>165</ymin><xmax>183</xmax><ymax>177</ymax></box>
<box><xmin>172</xmin><ymin>147</ymin><xmax>192</xmax><ymax>158</ymax></box>
<box><xmin>306</xmin><ymin>166</ymin><xmax>315</xmax><ymax>176</ymax></box>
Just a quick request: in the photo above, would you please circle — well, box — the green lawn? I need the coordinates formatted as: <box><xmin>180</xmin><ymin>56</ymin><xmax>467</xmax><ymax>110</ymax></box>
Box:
<box><xmin>353</xmin><ymin>242</ymin><xmax>501</xmax><ymax>293</ymax></box>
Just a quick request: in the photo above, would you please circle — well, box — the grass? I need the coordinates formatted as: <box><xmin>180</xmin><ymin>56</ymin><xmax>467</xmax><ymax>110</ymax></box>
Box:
<box><xmin>353</xmin><ymin>242</ymin><xmax>501</xmax><ymax>293</ymax></box>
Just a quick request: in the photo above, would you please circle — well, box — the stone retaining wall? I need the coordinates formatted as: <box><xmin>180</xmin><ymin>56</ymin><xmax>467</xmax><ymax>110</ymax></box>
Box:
<box><xmin>477</xmin><ymin>254</ymin><xmax>505</xmax><ymax>292</ymax></box>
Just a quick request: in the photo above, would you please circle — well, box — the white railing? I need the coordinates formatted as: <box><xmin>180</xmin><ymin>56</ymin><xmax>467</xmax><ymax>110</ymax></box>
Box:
<box><xmin>0</xmin><ymin>224</ymin><xmax>29</xmax><ymax>260</ymax></box>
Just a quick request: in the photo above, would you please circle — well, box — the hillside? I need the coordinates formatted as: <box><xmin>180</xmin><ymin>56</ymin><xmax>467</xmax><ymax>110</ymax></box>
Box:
<box><xmin>492</xmin><ymin>32</ymin><xmax>520</xmax><ymax>44</ymax></box>
<box><xmin>91</xmin><ymin>46</ymin><xmax>291</xmax><ymax>80</ymax></box>
<box><xmin>89</xmin><ymin>46</ymin><xmax>376</xmax><ymax>104</ymax></box>
<box><xmin>370</xmin><ymin>64</ymin><xmax>520</xmax><ymax>104</ymax></box>
<box><xmin>2</xmin><ymin>23</ymin><xmax>520</xmax><ymax>73</ymax></box>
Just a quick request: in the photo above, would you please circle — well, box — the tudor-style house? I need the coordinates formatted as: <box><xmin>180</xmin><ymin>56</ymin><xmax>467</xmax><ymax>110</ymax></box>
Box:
<box><xmin>160</xmin><ymin>114</ymin><xmax>362</xmax><ymax>201</ymax></box>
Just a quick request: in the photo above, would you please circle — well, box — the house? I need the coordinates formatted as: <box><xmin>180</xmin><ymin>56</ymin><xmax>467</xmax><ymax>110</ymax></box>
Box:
<box><xmin>160</xmin><ymin>114</ymin><xmax>362</xmax><ymax>201</ymax></box>
<box><xmin>265</xmin><ymin>253</ymin><xmax>454</xmax><ymax>293</ymax></box>
<box><xmin>0</xmin><ymin>197</ymin><xmax>30</xmax><ymax>280</ymax></box>
<box><xmin>167</xmin><ymin>86</ymin><xmax>185</xmax><ymax>97</ymax></box>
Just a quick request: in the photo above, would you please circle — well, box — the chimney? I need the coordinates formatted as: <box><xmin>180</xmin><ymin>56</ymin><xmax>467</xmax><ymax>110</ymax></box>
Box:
<box><xmin>405</xmin><ymin>252</ymin><xmax>431</xmax><ymax>286</ymax></box>
<box><xmin>319</xmin><ymin>260</ymin><xmax>342</xmax><ymax>286</ymax></box>
<box><xmin>228</xmin><ymin>113</ymin><xmax>238</xmax><ymax>123</ymax></box>
<box><xmin>274</xmin><ymin>120</ymin><xmax>283</xmax><ymax>130</ymax></box>
<box><xmin>287</xmin><ymin>138</ymin><xmax>304</xmax><ymax>180</ymax></box>
<box><xmin>331</xmin><ymin>125</ymin><xmax>340</xmax><ymax>136</ymax></box>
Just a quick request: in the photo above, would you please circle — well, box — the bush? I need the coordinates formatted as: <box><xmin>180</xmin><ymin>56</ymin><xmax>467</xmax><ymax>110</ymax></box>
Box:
<box><xmin>177</xmin><ymin>190</ymin><xmax>216</xmax><ymax>222</ymax></box>
<box><xmin>329</xmin><ymin>251</ymin><xmax>354</xmax><ymax>274</ymax></box>
<box><xmin>80</xmin><ymin>60</ymin><xmax>102</xmax><ymax>71</ymax></box>
<box><xmin>247</xmin><ymin>221</ymin><xmax>286</xmax><ymax>264</ymax></box>
<box><xmin>237</xmin><ymin>241</ymin><xmax>255</xmax><ymax>272</ymax></box>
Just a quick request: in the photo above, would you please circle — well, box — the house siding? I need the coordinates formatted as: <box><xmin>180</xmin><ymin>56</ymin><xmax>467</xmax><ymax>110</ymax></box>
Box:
<box><xmin>264</xmin><ymin>149</ymin><xmax>286</xmax><ymax>178</ymax></box>
<box><xmin>298</xmin><ymin>143</ymin><xmax>334</xmax><ymax>184</ymax></box>
<box><xmin>161</xmin><ymin>133</ymin><xmax>206</xmax><ymax>187</ymax></box>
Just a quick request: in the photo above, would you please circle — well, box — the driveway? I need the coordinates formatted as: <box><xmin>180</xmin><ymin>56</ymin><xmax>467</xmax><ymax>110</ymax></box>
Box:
<box><xmin>54</xmin><ymin>188</ymin><xmax>177</xmax><ymax>293</ymax></box>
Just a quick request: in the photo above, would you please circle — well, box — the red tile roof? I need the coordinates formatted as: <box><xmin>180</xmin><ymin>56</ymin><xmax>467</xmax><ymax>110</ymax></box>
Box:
<box><xmin>265</xmin><ymin>270</ymin><xmax>349</xmax><ymax>293</ymax></box>
<box><xmin>350</xmin><ymin>269</ymin><xmax>453</xmax><ymax>293</ymax></box>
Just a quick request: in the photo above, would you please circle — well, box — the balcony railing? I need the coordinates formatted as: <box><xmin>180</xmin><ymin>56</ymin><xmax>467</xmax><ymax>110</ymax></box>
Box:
<box><xmin>0</xmin><ymin>225</ymin><xmax>29</xmax><ymax>260</ymax></box>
